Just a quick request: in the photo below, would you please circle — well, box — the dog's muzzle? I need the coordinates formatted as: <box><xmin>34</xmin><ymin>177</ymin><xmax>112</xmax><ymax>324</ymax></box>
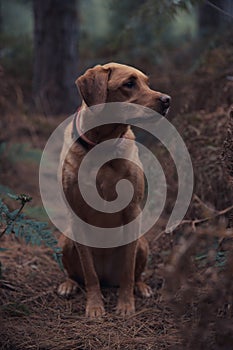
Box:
<box><xmin>159</xmin><ymin>94</ymin><xmax>171</xmax><ymax>116</ymax></box>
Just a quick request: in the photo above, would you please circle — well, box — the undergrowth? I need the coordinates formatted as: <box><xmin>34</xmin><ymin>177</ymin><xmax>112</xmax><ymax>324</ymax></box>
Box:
<box><xmin>0</xmin><ymin>193</ymin><xmax>63</xmax><ymax>277</ymax></box>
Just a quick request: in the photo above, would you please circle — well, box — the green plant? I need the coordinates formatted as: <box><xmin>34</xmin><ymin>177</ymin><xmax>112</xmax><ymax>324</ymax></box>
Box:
<box><xmin>0</xmin><ymin>142</ymin><xmax>42</xmax><ymax>165</ymax></box>
<box><xmin>0</xmin><ymin>193</ymin><xmax>63</xmax><ymax>276</ymax></box>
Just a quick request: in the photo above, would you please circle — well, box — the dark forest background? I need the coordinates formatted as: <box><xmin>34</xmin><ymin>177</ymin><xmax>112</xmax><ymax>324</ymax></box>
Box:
<box><xmin>0</xmin><ymin>0</ymin><xmax>232</xmax><ymax>115</ymax></box>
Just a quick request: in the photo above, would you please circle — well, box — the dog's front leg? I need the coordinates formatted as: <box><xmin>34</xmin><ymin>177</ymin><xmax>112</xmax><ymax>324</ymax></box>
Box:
<box><xmin>116</xmin><ymin>205</ymin><xmax>140</xmax><ymax>316</ymax></box>
<box><xmin>74</xmin><ymin>242</ymin><xmax>105</xmax><ymax>318</ymax></box>
<box><xmin>116</xmin><ymin>240</ymin><xmax>137</xmax><ymax>316</ymax></box>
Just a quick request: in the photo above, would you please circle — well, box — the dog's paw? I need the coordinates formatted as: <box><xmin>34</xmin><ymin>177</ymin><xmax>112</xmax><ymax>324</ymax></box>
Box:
<box><xmin>57</xmin><ymin>279</ymin><xmax>78</xmax><ymax>297</ymax></box>
<box><xmin>136</xmin><ymin>281</ymin><xmax>153</xmax><ymax>298</ymax></box>
<box><xmin>116</xmin><ymin>300</ymin><xmax>135</xmax><ymax>317</ymax></box>
<box><xmin>86</xmin><ymin>301</ymin><xmax>105</xmax><ymax>318</ymax></box>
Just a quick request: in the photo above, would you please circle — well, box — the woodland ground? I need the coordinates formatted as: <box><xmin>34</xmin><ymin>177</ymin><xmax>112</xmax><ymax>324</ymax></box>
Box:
<box><xmin>0</xmin><ymin>34</ymin><xmax>233</xmax><ymax>349</ymax></box>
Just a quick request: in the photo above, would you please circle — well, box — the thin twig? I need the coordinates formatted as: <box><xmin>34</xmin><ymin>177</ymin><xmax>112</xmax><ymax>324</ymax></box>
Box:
<box><xmin>21</xmin><ymin>289</ymin><xmax>54</xmax><ymax>304</ymax></box>
<box><xmin>0</xmin><ymin>280</ymin><xmax>17</xmax><ymax>291</ymax></box>
<box><xmin>193</xmin><ymin>194</ymin><xmax>216</xmax><ymax>214</ymax></box>
<box><xmin>0</xmin><ymin>202</ymin><xmax>25</xmax><ymax>239</ymax></box>
<box><xmin>206</xmin><ymin>0</ymin><xmax>233</xmax><ymax>19</ymax></box>
<box><xmin>153</xmin><ymin>204</ymin><xmax>233</xmax><ymax>242</ymax></box>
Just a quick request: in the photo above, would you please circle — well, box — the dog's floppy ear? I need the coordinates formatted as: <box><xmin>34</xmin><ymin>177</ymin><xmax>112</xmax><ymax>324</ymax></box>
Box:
<box><xmin>76</xmin><ymin>65</ymin><xmax>110</xmax><ymax>106</ymax></box>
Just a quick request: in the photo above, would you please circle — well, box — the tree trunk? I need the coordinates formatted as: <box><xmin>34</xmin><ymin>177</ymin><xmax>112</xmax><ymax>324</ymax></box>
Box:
<box><xmin>198</xmin><ymin>0</ymin><xmax>231</xmax><ymax>37</ymax></box>
<box><xmin>0</xmin><ymin>0</ymin><xmax>2</xmax><ymax>34</ymax></box>
<box><xmin>33</xmin><ymin>0</ymin><xmax>79</xmax><ymax>115</ymax></box>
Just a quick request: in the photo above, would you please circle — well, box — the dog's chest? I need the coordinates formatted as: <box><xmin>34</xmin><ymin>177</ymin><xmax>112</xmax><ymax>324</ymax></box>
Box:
<box><xmin>74</xmin><ymin>142</ymin><xmax>144</xmax><ymax>202</ymax></box>
<box><xmin>96</xmin><ymin>158</ymin><xmax>144</xmax><ymax>202</ymax></box>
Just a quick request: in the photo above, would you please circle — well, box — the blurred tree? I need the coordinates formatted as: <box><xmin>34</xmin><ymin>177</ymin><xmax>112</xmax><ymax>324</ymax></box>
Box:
<box><xmin>0</xmin><ymin>0</ymin><xmax>2</xmax><ymax>33</ymax></box>
<box><xmin>107</xmin><ymin>0</ymin><xmax>199</xmax><ymax>65</ymax></box>
<box><xmin>198</xmin><ymin>0</ymin><xmax>232</xmax><ymax>36</ymax></box>
<box><xmin>33</xmin><ymin>0</ymin><xmax>79</xmax><ymax>115</ymax></box>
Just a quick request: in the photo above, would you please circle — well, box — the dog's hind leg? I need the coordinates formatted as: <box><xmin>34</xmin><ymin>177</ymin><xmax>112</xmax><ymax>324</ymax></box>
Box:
<box><xmin>135</xmin><ymin>236</ymin><xmax>153</xmax><ymax>298</ymax></box>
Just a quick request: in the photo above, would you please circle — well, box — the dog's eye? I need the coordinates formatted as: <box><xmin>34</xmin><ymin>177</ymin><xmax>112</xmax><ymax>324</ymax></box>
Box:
<box><xmin>123</xmin><ymin>81</ymin><xmax>135</xmax><ymax>89</ymax></box>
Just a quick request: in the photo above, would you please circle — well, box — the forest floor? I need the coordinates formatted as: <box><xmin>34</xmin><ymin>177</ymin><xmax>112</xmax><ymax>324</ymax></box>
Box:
<box><xmin>0</xmin><ymin>34</ymin><xmax>233</xmax><ymax>350</ymax></box>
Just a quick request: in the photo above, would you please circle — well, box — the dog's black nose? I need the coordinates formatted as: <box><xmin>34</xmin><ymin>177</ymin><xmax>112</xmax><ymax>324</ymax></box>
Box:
<box><xmin>159</xmin><ymin>94</ymin><xmax>171</xmax><ymax>107</ymax></box>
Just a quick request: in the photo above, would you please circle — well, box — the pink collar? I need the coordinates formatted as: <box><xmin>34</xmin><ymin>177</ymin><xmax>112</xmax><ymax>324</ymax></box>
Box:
<box><xmin>76</xmin><ymin>109</ymin><xmax>97</xmax><ymax>146</ymax></box>
<box><xmin>75</xmin><ymin>108</ymin><xmax>126</xmax><ymax>147</ymax></box>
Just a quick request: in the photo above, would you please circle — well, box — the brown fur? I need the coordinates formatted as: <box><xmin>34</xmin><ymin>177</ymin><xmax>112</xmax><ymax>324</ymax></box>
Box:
<box><xmin>58</xmin><ymin>63</ymin><xmax>170</xmax><ymax>318</ymax></box>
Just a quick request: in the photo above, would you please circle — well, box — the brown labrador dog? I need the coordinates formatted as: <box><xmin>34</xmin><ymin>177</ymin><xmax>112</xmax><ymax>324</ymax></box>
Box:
<box><xmin>58</xmin><ymin>63</ymin><xmax>171</xmax><ymax>318</ymax></box>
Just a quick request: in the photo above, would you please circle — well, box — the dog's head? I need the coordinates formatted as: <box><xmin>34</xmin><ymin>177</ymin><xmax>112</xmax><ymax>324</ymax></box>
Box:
<box><xmin>76</xmin><ymin>62</ymin><xmax>171</xmax><ymax>116</ymax></box>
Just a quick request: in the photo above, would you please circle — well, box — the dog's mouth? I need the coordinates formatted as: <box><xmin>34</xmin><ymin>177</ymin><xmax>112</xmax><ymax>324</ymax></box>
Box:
<box><xmin>126</xmin><ymin>106</ymin><xmax>170</xmax><ymax>124</ymax></box>
<box><xmin>126</xmin><ymin>115</ymin><xmax>161</xmax><ymax>124</ymax></box>
<box><xmin>161</xmin><ymin>107</ymin><xmax>170</xmax><ymax>117</ymax></box>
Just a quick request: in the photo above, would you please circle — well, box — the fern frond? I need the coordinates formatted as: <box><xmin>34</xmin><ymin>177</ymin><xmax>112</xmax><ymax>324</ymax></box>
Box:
<box><xmin>0</xmin><ymin>197</ymin><xmax>63</xmax><ymax>271</ymax></box>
